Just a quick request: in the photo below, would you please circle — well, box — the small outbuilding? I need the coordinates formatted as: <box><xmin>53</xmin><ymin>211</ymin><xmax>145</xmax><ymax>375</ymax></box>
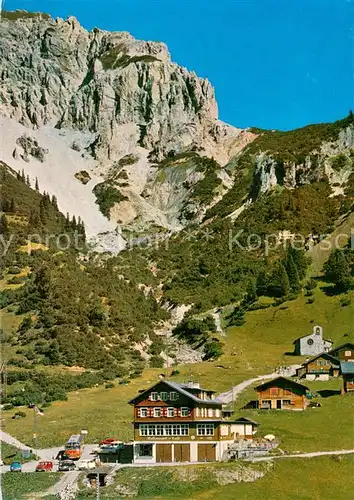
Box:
<box><xmin>255</xmin><ymin>377</ymin><xmax>309</xmax><ymax>410</ymax></box>
<box><xmin>340</xmin><ymin>362</ymin><xmax>354</xmax><ymax>394</ymax></box>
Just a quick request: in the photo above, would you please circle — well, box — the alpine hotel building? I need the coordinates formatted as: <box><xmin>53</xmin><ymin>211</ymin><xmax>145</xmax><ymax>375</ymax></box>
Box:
<box><xmin>129</xmin><ymin>380</ymin><xmax>258</xmax><ymax>463</ymax></box>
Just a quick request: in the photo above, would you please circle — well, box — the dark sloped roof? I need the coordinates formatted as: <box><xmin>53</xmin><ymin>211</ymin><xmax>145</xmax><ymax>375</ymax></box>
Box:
<box><xmin>129</xmin><ymin>380</ymin><xmax>221</xmax><ymax>406</ymax></box>
<box><xmin>301</xmin><ymin>353</ymin><xmax>340</xmax><ymax>366</ymax></box>
<box><xmin>232</xmin><ymin>416</ymin><xmax>259</xmax><ymax>426</ymax></box>
<box><xmin>254</xmin><ymin>376</ymin><xmax>309</xmax><ymax>392</ymax></box>
<box><xmin>340</xmin><ymin>361</ymin><xmax>354</xmax><ymax>374</ymax></box>
<box><xmin>330</xmin><ymin>342</ymin><xmax>354</xmax><ymax>353</ymax></box>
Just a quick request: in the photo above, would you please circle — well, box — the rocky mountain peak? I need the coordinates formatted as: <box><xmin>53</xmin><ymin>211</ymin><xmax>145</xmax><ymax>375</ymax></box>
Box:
<box><xmin>0</xmin><ymin>11</ymin><xmax>256</xmax><ymax>250</ymax></box>
<box><xmin>0</xmin><ymin>12</ymin><xmax>244</xmax><ymax>164</ymax></box>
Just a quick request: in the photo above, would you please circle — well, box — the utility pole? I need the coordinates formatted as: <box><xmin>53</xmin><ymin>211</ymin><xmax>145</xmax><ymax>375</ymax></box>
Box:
<box><xmin>0</xmin><ymin>361</ymin><xmax>7</xmax><ymax>398</ymax></box>
<box><xmin>33</xmin><ymin>408</ymin><xmax>37</xmax><ymax>457</ymax></box>
<box><xmin>96</xmin><ymin>472</ymin><xmax>100</xmax><ymax>500</ymax></box>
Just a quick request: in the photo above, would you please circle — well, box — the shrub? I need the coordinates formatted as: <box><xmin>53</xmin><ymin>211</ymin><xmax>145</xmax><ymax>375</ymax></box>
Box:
<box><xmin>8</xmin><ymin>276</ymin><xmax>26</xmax><ymax>285</ymax></box>
<box><xmin>93</xmin><ymin>182</ymin><xmax>128</xmax><ymax>218</ymax></box>
<box><xmin>2</xmin><ymin>403</ymin><xmax>14</xmax><ymax>411</ymax></box>
<box><xmin>340</xmin><ymin>297</ymin><xmax>351</xmax><ymax>307</ymax></box>
<box><xmin>105</xmin><ymin>382</ymin><xmax>115</xmax><ymax>389</ymax></box>
<box><xmin>203</xmin><ymin>340</ymin><xmax>223</xmax><ymax>361</ymax></box>
<box><xmin>150</xmin><ymin>355</ymin><xmax>164</xmax><ymax>368</ymax></box>
<box><xmin>13</xmin><ymin>411</ymin><xmax>26</xmax><ymax>418</ymax></box>
<box><xmin>7</xmin><ymin>266</ymin><xmax>21</xmax><ymax>275</ymax></box>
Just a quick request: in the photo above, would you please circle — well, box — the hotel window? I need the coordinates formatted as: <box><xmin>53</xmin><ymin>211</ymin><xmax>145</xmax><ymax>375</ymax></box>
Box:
<box><xmin>139</xmin><ymin>425</ymin><xmax>148</xmax><ymax>436</ymax></box>
<box><xmin>167</xmin><ymin>407</ymin><xmax>175</xmax><ymax>417</ymax></box>
<box><xmin>160</xmin><ymin>392</ymin><xmax>168</xmax><ymax>401</ymax></box>
<box><xmin>207</xmin><ymin>408</ymin><xmax>213</xmax><ymax>418</ymax></box>
<box><xmin>139</xmin><ymin>424</ymin><xmax>189</xmax><ymax>436</ymax></box>
<box><xmin>150</xmin><ymin>392</ymin><xmax>158</xmax><ymax>401</ymax></box>
<box><xmin>169</xmin><ymin>392</ymin><xmax>178</xmax><ymax>401</ymax></box>
<box><xmin>284</xmin><ymin>389</ymin><xmax>292</xmax><ymax>395</ymax></box>
<box><xmin>181</xmin><ymin>407</ymin><xmax>190</xmax><ymax>417</ymax></box>
<box><xmin>201</xmin><ymin>408</ymin><xmax>206</xmax><ymax>417</ymax></box>
<box><xmin>137</xmin><ymin>444</ymin><xmax>153</xmax><ymax>457</ymax></box>
<box><xmin>214</xmin><ymin>409</ymin><xmax>220</xmax><ymax>418</ymax></box>
<box><xmin>139</xmin><ymin>408</ymin><xmax>148</xmax><ymax>417</ymax></box>
<box><xmin>154</xmin><ymin>408</ymin><xmax>161</xmax><ymax>417</ymax></box>
<box><xmin>155</xmin><ymin>424</ymin><xmax>164</xmax><ymax>436</ymax></box>
<box><xmin>282</xmin><ymin>400</ymin><xmax>291</xmax><ymax>406</ymax></box>
<box><xmin>196</xmin><ymin>408</ymin><xmax>200</xmax><ymax>417</ymax></box>
<box><xmin>345</xmin><ymin>351</ymin><xmax>352</xmax><ymax>356</ymax></box>
<box><xmin>197</xmin><ymin>424</ymin><xmax>214</xmax><ymax>436</ymax></box>
<box><xmin>270</xmin><ymin>387</ymin><xmax>279</xmax><ymax>396</ymax></box>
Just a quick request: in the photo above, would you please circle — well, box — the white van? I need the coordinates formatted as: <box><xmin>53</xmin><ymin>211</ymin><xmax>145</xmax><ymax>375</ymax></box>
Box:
<box><xmin>77</xmin><ymin>459</ymin><xmax>96</xmax><ymax>470</ymax></box>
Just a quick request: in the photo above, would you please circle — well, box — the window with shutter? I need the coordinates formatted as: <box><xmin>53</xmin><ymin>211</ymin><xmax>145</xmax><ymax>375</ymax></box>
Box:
<box><xmin>167</xmin><ymin>408</ymin><xmax>175</xmax><ymax>417</ymax></box>
<box><xmin>139</xmin><ymin>408</ymin><xmax>148</xmax><ymax>418</ymax></box>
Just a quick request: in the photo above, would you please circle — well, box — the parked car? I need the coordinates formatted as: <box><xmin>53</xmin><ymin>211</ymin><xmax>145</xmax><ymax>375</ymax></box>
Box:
<box><xmin>56</xmin><ymin>450</ymin><xmax>68</xmax><ymax>460</ymax></box>
<box><xmin>36</xmin><ymin>461</ymin><xmax>54</xmax><ymax>472</ymax></box>
<box><xmin>58</xmin><ymin>460</ymin><xmax>76</xmax><ymax>472</ymax></box>
<box><xmin>99</xmin><ymin>438</ymin><xmax>117</xmax><ymax>446</ymax></box>
<box><xmin>10</xmin><ymin>461</ymin><xmax>22</xmax><ymax>472</ymax></box>
<box><xmin>77</xmin><ymin>459</ymin><xmax>96</xmax><ymax>470</ymax></box>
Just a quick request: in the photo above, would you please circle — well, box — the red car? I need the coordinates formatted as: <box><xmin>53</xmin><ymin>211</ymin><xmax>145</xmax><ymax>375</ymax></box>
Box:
<box><xmin>99</xmin><ymin>438</ymin><xmax>117</xmax><ymax>446</ymax></box>
<box><xmin>36</xmin><ymin>461</ymin><xmax>54</xmax><ymax>472</ymax></box>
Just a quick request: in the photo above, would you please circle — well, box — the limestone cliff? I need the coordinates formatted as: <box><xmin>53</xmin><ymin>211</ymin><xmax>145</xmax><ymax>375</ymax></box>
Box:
<box><xmin>0</xmin><ymin>12</ymin><xmax>255</xmax><ymax>243</ymax></box>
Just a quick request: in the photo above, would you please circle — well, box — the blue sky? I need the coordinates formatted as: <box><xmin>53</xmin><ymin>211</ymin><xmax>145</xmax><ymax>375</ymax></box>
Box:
<box><xmin>3</xmin><ymin>0</ymin><xmax>353</xmax><ymax>130</ymax></box>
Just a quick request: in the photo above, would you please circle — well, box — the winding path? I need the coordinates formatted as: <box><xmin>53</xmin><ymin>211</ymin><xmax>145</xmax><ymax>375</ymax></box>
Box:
<box><xmin>212</xmin><ymin>312</ymin><xmax>225</xmax><ymax>337</ymax></box>
<box><xmin>248</xmin><ymin>449</ymin><xmax>354</xmax><ymax>462</ymax></box>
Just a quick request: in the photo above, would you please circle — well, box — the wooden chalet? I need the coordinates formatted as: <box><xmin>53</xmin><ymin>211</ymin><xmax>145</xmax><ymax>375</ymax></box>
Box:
<box><xmin>129</xmin><ymin>380</ymin><xmax>259</xmax><ymax>463</ymax></box>
<box><xmin>296</xmin><ymin>353</ymin><xmax>341</xmax><ymax>381</ymax></box>
<box><xmin>340</xmin><ymin>362</ymin><xmax>354</xmax><ymax>394</ymax></box>
<box><xmin>255</xmin><ymin>377</ymin><xmax>309</xmax><ymax>410</ymax></box>
<box><xmin>329</xmin><ymin>343</ymin><xmax>354</xmax><ymax>362</ymax></box>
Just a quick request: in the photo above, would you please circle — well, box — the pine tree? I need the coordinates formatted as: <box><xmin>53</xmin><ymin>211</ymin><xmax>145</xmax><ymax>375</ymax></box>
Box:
<box><xmin>35</xmin><ymin>177</ymin><xmax>39</xmax><ymax>191</ymax></box>
<box><xmin>34</xmin><ymin>265</ymin><xmax>51</xmax><ymax>299</ymax></box>
<box><xmin>9</xmin><ymin>198</ymin><xmax>15</xmax><ymax>213</ymax></box>
<box><xmin>243</xmin><ymin>280</ymin><xmax>258</xmax><ymax>305</ymax></box>
<box><xmin>323</xmin><ymin>249</ymin><xmax>352</xmax><ymax>292</ymax></box>
<box><xmin>284</xmin><ymin>253</ymin><xmax>300</xmax><ymax>292</ymax></box>
<box><xmin>21</xmin><ymin>169</ymin><xmax>25</xmax><ymax>183</ymax></box>
<box><xmin>2</xmin><ymin>200</ymin><xmax>10</xmax><ymax>212</ymax></box>
<box><xmin>51</xmin><ymin>195</ymin><xmax>58</xmax><ymax>210</ymax></box>
<box><xmin>0</xmin><ymin>215</ymin><xmax>10</xmax><ymax>238</ymax></box>
<box><xmin>65</xmin><ymin>212</ymin><xmax>71</xmax><ymax>231</ymax></box>
<box><xmin>28</xmin><ymin>211</ymin><xmax>41</xmax><ymax>230</ymax></box>
<box><xmin>39</xmin><ymin>199</ymin><xmax>48</xmax><ymax>225</ymax></box>
<box><xmin>287</xmin><ymin>247</ymin><xmax>309</xmax><ymax>280</ymax></box>
<box><xmin>226</xmin><ymin>306</ymin><xmax>245</xmax><ymax>327</ymax></box>
<box><xmin>269</xmin><ymin>262</ymin><xmax>290</xmax><ymax>297</ymax></box>
<box><xmin>26</xmin><ymin>175</ymin><xmax>31</xmax><ymax>187</ymax></box>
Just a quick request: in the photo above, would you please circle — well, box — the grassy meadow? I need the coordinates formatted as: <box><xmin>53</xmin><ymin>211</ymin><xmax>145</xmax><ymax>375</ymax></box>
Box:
<box><xmin>98</xmin><ymin>456</ymin><xmax>353</xmax><ymax>500</ymax></box>
<box><xmin>1</xmin><ymin>473</ymin><xmax>62</xmax><ymax>500</ymax></box>
<box><xmin>2</xmin><ymin>284</ymin><xmax>353</xmax><ymax>451</ymax></box>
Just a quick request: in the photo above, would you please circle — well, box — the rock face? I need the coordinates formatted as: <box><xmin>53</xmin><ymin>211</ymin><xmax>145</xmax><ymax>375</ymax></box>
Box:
<box><xmin>0</xmin><ymin>14</ymin><xmax>243</xmax><ymax>164</ymax></box>
<box><xmin>0</xmin><ymin>12</ymin><xmax>255</xmax><ymax>237</ymax></box>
